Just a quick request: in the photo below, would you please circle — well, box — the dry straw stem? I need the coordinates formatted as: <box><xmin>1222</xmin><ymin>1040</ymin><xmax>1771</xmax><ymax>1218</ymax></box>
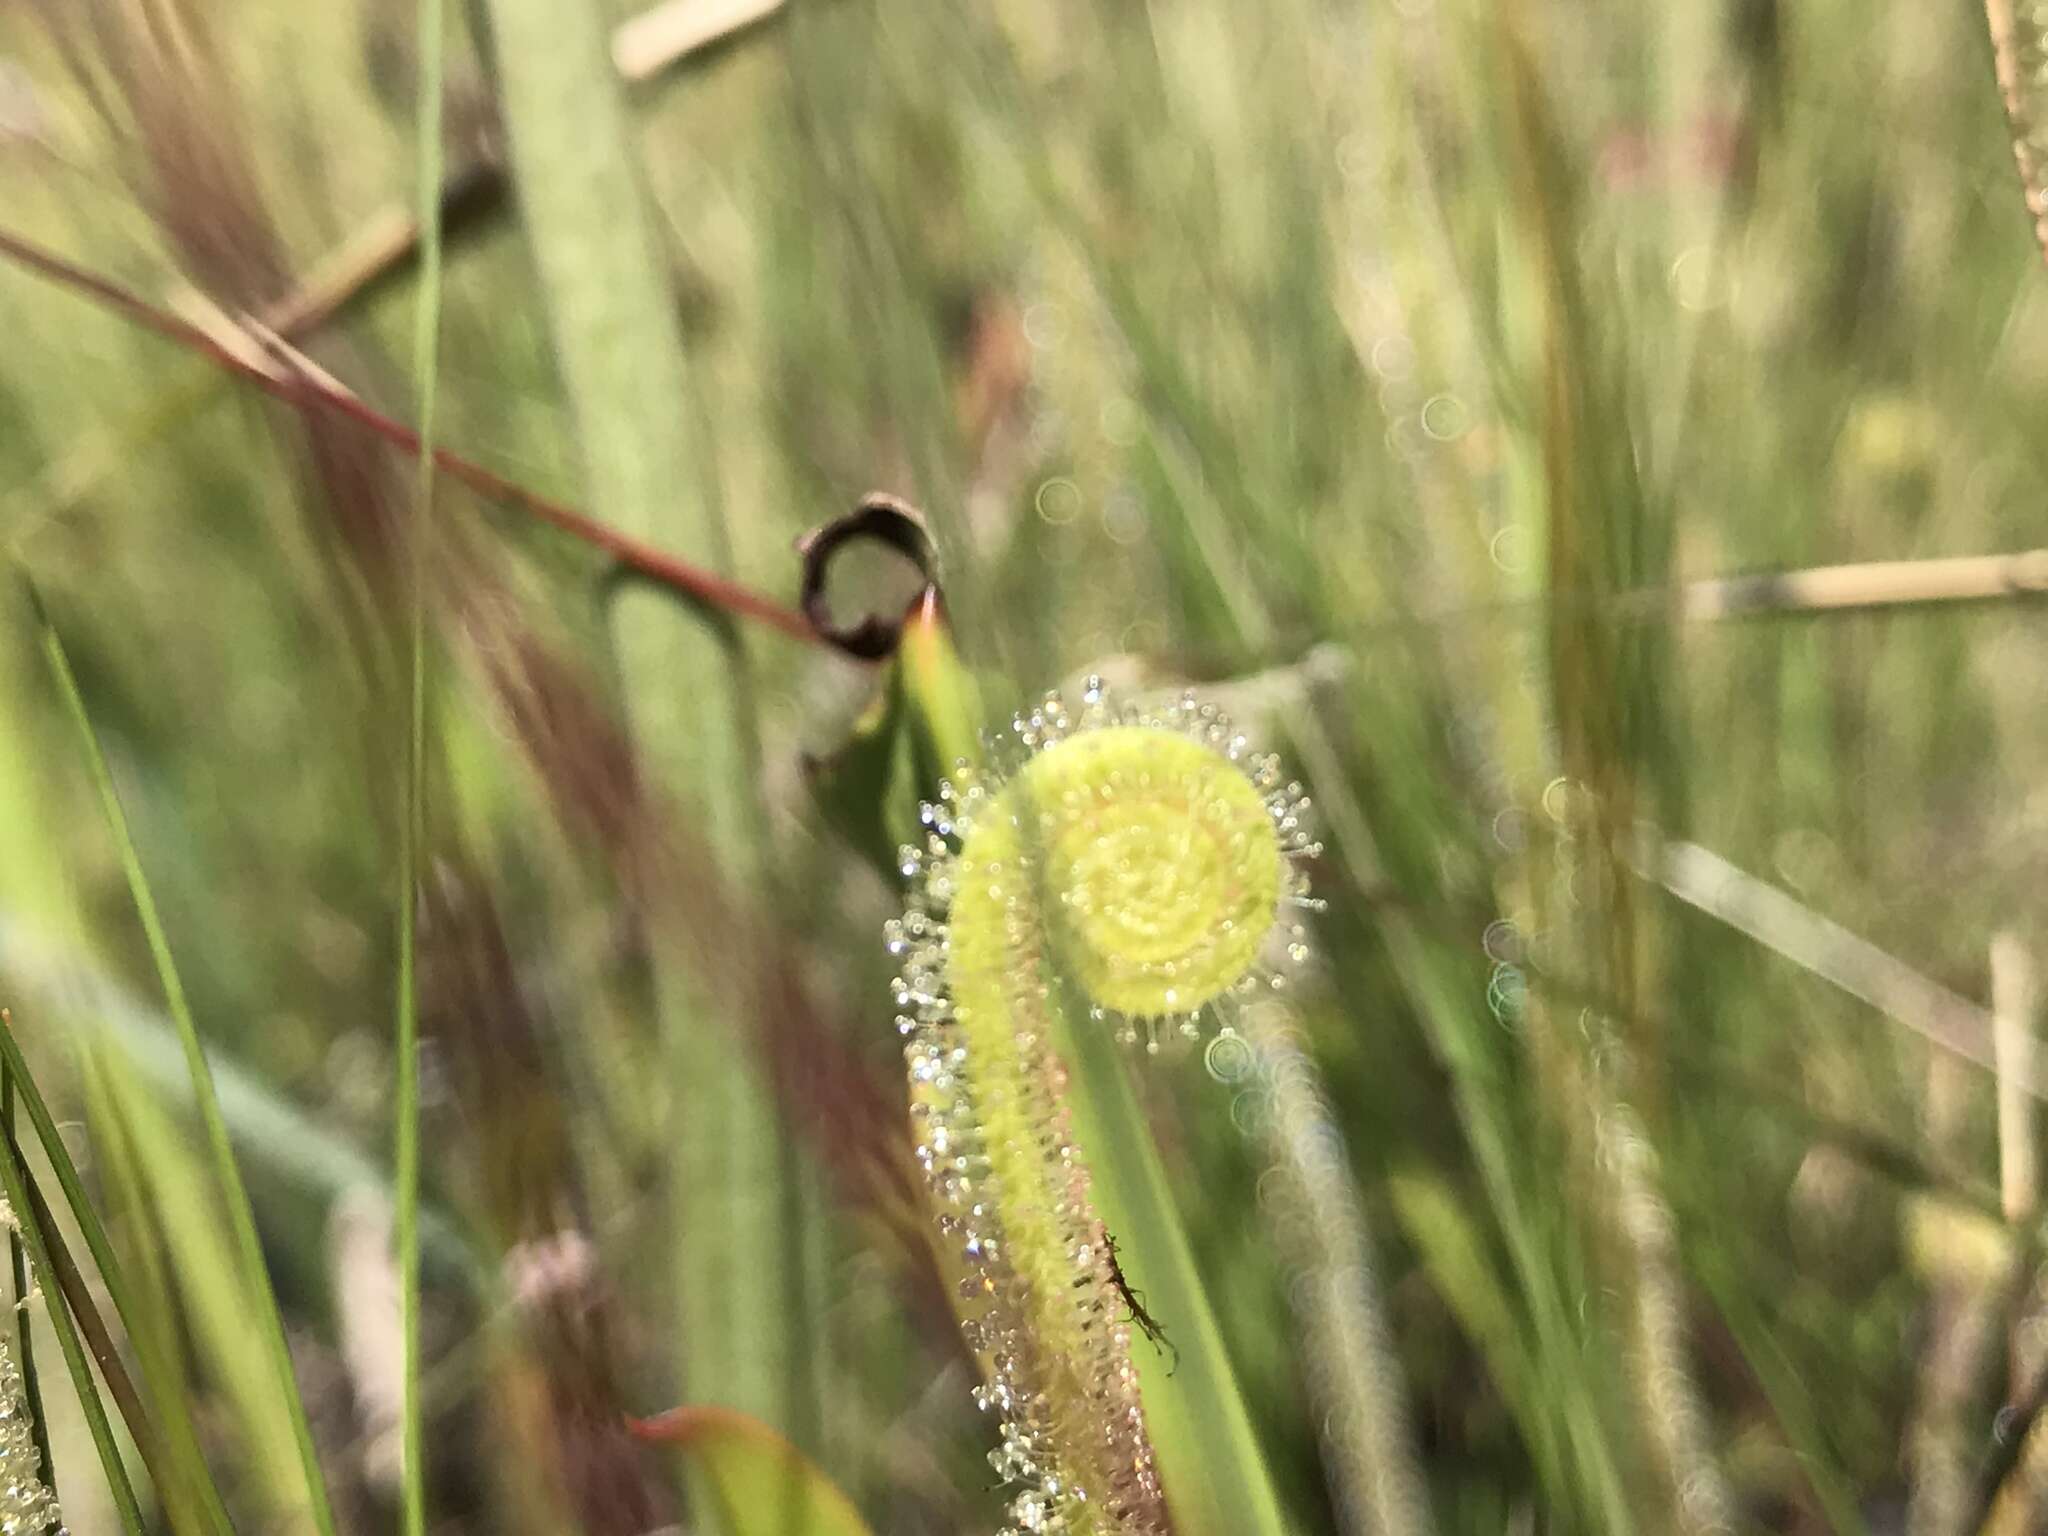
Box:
<box><xmin>247</xmin><ymin>0</ymin><xmax>787</xmax><ymax>339</ymax></box>
<box><xmin>1993</xmin><ymin>934</ymin><xmax>2039</xmax><ymax>1225</ymax></box>
<box><xmin>1990</xmin><ymin>937</ymin><xmax>2048</xmax><ymax>1528</ymax></box>
<box><xmin>1906</xmin><ymin>1047</ymin><xmax>2004</xmax><ymax>1536</ymax></box>
<box><xmin>8</xmin><ymin>214</ymin><xmax>2041</xmax><ymax>647</ymax></box>
<box><xmin>1982</xmin><ymin>0</ymin><xmax>2048</xmax><ymax>264</ymax></box>
<box><xmin>613</xmin><ymin>0</ymin><xmax>783</xmax><ymax>81</ymax></box>
<box><xmin>255</xmin><ymin>160</ymin><xmax>506</xmax><ymax>340</ymax></box>
<box><xmin>0</xmin><ymin>227</ymin><xmax>817</xmax><ymax>644</ymax></box>
<box><xmin>1371</xmin><ymin>548</ymin><xmax>2048</xmax><ymax>638</ymax></box>
<box><xmin>1676</xmin><ymin>547</ymin><xmax>2048</xmax><ymax>619</ymax></box>
<box><xmin>1980</xmin><ymin>1424</ymin><xmax>2048</xmax><ymax>1535</ymax></box>
<box><xmin>1243</xmin><ymin>1006</ymin><xmax>1435</xmax><ymax>1536</ymax></box>
<box><xmin>1969</xmin><ymin>942</ymin><xmax>2048</xmax><ymax>1536</ymax></box>
<box><xmin>1594</xmin><ymin>1102</ymin><xmax>1739</xmax><ymax>1536</ymax></box>
<box><xmin>1648</xmin><ymin>840</ymin><xmax>2044</xmax><ymax>1096</ymax></box>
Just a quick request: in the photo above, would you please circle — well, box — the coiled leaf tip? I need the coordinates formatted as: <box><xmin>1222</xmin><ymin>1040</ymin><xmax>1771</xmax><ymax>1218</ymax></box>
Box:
<box><xmin>891</xmin><ymin>682</ymin><xmax>1315</xmax><ymax>1534</ymax></box>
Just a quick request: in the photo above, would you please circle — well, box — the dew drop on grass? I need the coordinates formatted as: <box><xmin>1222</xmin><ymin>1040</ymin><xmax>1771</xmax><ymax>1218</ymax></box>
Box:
<box><xmin>1032</xmin><ymin>479</ymin><xmax>1081</xmax><ymax>528</ymax></box>
<box><xmin>1204</xmin><ymin>1027</ymin><xmax>1256</xmax><ymax>1083</ymax></box>
<box><xmin>1103</xmin><ymin>487</ymin><xmax>1146</xmax><ymax>545</ymax></box>
<box><xmin>1489</xmin><ymin>526</ymin><xmax>1531</xmax><ymax>575</ymax></box>
<box><xmin>1487</xmin><ymin>964</ymin><xmax>1527</xmax><ymax>1028</ymax></box>
<box><xmin>1421</xmin><ymin>392</ymin><xmax>1470</xmax><ymax>440</ymax></box>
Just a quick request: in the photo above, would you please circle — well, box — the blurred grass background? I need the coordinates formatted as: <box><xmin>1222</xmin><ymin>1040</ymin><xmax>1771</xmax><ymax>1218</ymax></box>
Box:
<box><xmin>2</xmin><ymin>0</ymin><xmax>2047</xmax><ymax>1531</ymax></box>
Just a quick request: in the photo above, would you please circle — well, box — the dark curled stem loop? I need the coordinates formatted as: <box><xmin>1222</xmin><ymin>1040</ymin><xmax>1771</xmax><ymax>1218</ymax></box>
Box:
<box><xmin>795</xmin><ymin>493</ymin><xmax>942</xmax><ymax>660</ymax></box>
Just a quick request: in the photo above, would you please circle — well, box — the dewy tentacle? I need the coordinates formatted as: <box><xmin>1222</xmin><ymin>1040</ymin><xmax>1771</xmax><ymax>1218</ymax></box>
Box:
<box><xmin>891</xmin><ymin>684</ymin><xmax>1316</xmax><ymax>1535</ymax></box>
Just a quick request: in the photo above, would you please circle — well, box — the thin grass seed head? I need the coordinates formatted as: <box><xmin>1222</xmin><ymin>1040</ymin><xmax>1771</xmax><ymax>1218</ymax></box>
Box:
<box><xmin>889</xmin><ymin>681</ymin><xmax>1317</xmax><ymax>1534</ymax></box>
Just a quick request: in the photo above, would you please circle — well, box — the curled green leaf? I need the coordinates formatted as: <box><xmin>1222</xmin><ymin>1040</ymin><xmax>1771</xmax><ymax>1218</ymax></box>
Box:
<box><xmin>890</xmin><ymin>681</ymin><xmax>1315</xmax><ymax>1534</ymax></box>
<box><xmin>630</xmin><ymin>1405</ymin><xmax>876</xmax><ymax>1536</ymax></box>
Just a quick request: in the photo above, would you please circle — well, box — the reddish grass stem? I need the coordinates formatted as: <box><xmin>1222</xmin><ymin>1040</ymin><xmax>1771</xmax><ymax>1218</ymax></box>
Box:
<box><xmin>0</xmin><ymin>226</ymin><xmax>821</xmax><ymax>646</ymax></box>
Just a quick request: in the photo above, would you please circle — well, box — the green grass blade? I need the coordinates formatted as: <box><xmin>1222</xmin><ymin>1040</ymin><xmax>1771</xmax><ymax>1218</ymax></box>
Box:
<box><xmin>74</xmin><ymin>1044</ymin><xmax>239</xmax><ymax>1536</ymax></box>
<box><xmin>632</xmin><ymin>1407</ymin><xmax>879</xmax><ymax>1536</ymax></box>
<box><xmin>397</xmin><ymin>0</ymin><xmax>448</xmax><ymax>1528</ymax></box>
<box><xmin>36</xmin><ymin>598</ymin><xmax>340</xmax><ymax>1536</ymax></box>
<box><xmin>1691</xmin><ymin>1249</ymin><xmax>1869</xmax><ymax>1536</ymax></box>
<box><xmin>0</xmin><ymin>1013</ymin><xmax>142</xmax><ymax>1356</ymax></box>
<box><xmin>1058</xmin><ymin>1009</ymin><xmax>1293</xmax><ymax>1536</ymax></box>
<box><xmin>0</xmin><ymin>922</ymin><xmax>476</xmax><ymax>1280</ymax></box>
<box><xmin>1248</xmin><ymin>1010</ymin><xmax>1435</xmax><ymax>1536</ymax></box>
<box><xmin>898</xmin><ymin>596</ymin><xmax>985</xmax><ymax>778</ymax></box>
<box><xmin>478</xmin><ymin>0</ymin><xmax>821</xmax><ymax>1455</ymax></box>
<box><xmin>90</xmin><ymin>1038</ymin><xmax>321</xmax><ymax>1525</ymax></box>
<box><xmin>1385</xmin><ymin>1165</ymin><xmax>1541</xmax><ymax>1451</ymax></box>
<box><xmin>0</xmin><ymin>1009</ymin><xmax>232</xmax><ymax>1536</ymax></box>
<box><xmin>0</xmin><ymin>1108</ymin><xmax>144</xmax><ymax>1534</ymax></box>
<box><xmin>1</xmin><ymin>1060</ymin><xmax>54</xmax><ymax>1497</ymax></box>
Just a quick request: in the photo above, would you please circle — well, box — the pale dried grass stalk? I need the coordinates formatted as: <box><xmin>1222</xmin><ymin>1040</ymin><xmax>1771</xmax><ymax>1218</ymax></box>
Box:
<box><xmin>1595</xmin><ymin>1098</ymin><xmax>1739</xmax><ymax>1536</ymax></box>
<box><xmin>1244</xmin><ymin>1005</ymin><xmax>1436</xmax><ymax>1536</ymax></box>
<box><xmin>1994</xmin><ymin>934</ymin><xmax>2040</xmax><ymax>1226</ymax></box>
<box><xmin>1678</xmin><ymin>548</ymin><xmax>2048</xmax><ymax>620</ymax></box>
<box><xmin>1648</xmin><ymin>840</ymin><xmax>2025</xmax><ymax>1092</ymax></box>
<box><xmin>1905</xmin><ymin>1053</ymin><xmax>2003</xmax><ymax>1536</ymax></box>
<box><xmin>1983</xmin><ymin>0</ymin><xmax>2048</xmax><ymax>264</ymax></box>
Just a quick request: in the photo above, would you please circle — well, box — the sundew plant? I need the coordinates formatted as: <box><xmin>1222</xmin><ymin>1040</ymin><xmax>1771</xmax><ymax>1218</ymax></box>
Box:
<box><xmin>890</xmin><ymin>684</ymin><xmax>1316</xmax><ymax>1532</ymax></box>
<box><xmin>3</xmin><ymin>0</ymin><xmax>2048</xmax><ymax>1534</ymax></box>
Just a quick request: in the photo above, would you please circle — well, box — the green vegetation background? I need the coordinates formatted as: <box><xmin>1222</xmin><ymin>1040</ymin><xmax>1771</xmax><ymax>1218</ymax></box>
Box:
<box><xmin>0</xmin><ymin>0</ymin><xmax>2045</xmax><ymax>1531</ymax></box>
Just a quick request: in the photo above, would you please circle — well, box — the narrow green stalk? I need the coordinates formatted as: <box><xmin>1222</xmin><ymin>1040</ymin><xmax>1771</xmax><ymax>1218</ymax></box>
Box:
<box><xmin>397</xmin><ymin>0</ymin><xmax>447</xmax><ymax>1529</ymax></box>
<box><xmin>37</xmin><ymin>605</ymin><xmax>339</xmax><ymax>1536</ymax></box>
<box><xmin>1058</xmin><ymin>1010</ymin><xmax>1291</xmax><ymax>1536</ymax></box>
<box><xmin>1593</xmin><ymin>1097</ymin><xmax>1738</xmax><ymax>1535</ymax></box>
<box><xmin>898</xmin><ymin>594</ymin><xmax>984</xmax><ymax>776</ymax></box>
<box><xmin>0</xmin><ymin>929</ymin><xmax>474</xmax><ymax>1282</ymax></box>
<box><xmin>0</xmin><ymin>1109</ymin><xmax>141</xmax><ymax>1533</ymax></box>
<box><xmin>478</xmin><ymin>0</ymin><xmax>818</xmax><ymax>1454</ymax></box>
<box><xmin>2</xmin><ymin>1063</ymin><xmax>54</xmax><ymax>1495</ymax></box>
<box><xmin>1241</xmin><ymin>1007</ymin><xmax>1436</xmax><ymax>1536</ymax></box>
<box><xmin>16</xmin><ymin>1170</ymin><xmax>168</xmax><ymax>1510</ymax></box>
<box><xmin>394</xmin><ymin>627</ymin><xmax>427</xmax><ymax>1535</ymax></box>
<box><xmin>0</xmin><ymin>1010</ymin><xmax>233</xmax><ymax>1535</ymax></box>
<box><xmin>1691</xmin><ymin>1251</ymin><xmax>1867</xmax><ymax>1536</ymax></box>
<box><xmin>76</xmin><ymin>1045</ymin><xmax>241</xmax><ymax>1536</ymax></box>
